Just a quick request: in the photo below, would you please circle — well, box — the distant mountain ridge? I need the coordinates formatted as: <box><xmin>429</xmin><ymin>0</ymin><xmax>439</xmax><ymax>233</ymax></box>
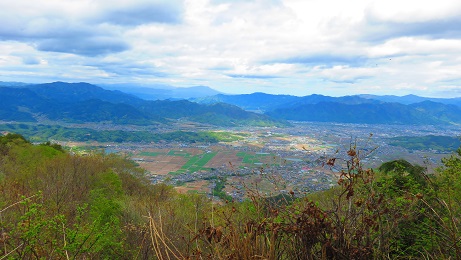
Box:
<box><xmin>99</xmin><ymin>83</ymin><xmax>222</xmax><ymax>100</ymax></box>
<box><xmin>2</xmin><ymin>81</ymin><xmax>461</xmax><ymax>126</ymax></box>
<box><xmin>266</xmin><ymin>102</ymin><xmax>444</xmax><ymax>125</ymax></box>
<box><xmin>0</xmin><ymin>82</ymin><xmax>286</xmax><ymax>127</ymax></box>
<box><xmin>193</xmin><ymin>92</ymin><xmax>300</xmax><ymax>112</ymax></box>
<box><xmin>195</xmin><ymin>93</ymin><xmax>461</xmax><ymax>110</ymax></box>
<box><xmin>358</xmin><ymin>94</ymin><xmax>461</xmax><ymax>107</ymax></box>
<box><xmin>0</xmin><ymin>81</ymin><xmax>31</xmax><ymax>87</ymax></box>
<box><xmin>196</xmin><ymin>92</ymin><xmax>461</xmax><ymax>125</ymax></box>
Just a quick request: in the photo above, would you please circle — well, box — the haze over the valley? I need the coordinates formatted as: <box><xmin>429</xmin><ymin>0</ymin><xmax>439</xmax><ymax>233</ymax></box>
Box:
<box><xmin>1</xmin><ymin>0</ymin><xmax>461</xmax><ymax>97</ymax></box>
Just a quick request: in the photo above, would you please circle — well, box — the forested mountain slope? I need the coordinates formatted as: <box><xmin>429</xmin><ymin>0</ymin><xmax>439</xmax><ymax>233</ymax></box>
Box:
<box><xmin>0</xmin><ymin>82</ymin><xmax>286</xmax><ymax>126</ymax></box>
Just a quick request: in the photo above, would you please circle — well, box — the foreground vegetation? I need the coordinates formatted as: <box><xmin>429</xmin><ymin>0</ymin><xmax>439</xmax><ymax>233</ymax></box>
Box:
<box><xmin>2</xmin><ymin>133</ymin><xmax>461</xmax><ymax>259</ymax></box>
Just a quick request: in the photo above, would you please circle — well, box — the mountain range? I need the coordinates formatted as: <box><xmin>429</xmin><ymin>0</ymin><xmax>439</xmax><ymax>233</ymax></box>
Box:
<box><xmin>358</xmin><ymin>94</ymin><xmax>461</xmax><ymax>107</ymax></box>
<box><xmin>0</xmin><ymin>82</ymin><xmax>286</xmax><ymax>127</ymax></box>
<box><xmin>2</xmin><ymin>81</ymin><xmax>461</xmax><ymax>126</ymax></box>
<box><xmin>99</xmin><ymin>83</ymin><xmax>222</xmax><ymax>100</ymax></box>
<box><xmin>195</xmin><ymin>93</ymin><xmax>461</xmax><ymax>125</ymax></box>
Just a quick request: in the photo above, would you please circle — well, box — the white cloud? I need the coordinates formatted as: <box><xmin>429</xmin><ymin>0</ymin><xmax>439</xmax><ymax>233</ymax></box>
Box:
<box><xmin>0</xmin><ymin>0</ymin><xmax>460</xmax><ymax>97</ymax></box>
<box><xmin>368</xmin><ymin>37</ymin><xmax>461</xmax><ymax>57</ymax></box>
<box><xmin>366</xmin><ymin>0</ymin><xmax>461</xmax><ymax>23</ymax></box>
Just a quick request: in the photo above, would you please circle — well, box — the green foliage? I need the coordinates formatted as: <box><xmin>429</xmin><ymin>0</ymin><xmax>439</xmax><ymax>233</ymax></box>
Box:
<box><xmin>4</xmin><ymin>195</ymin><xmax>65</xmax><ymax>259</ymax></box>
<box><xmin>438</xmin><ymin>148</ymin><xmax>461</xmax><ymax>195</ymax></box>
<box><xmin>206</xmin><ymin>131</ymin><xmax>246</xmax><ymax>142</ymax></box>
<box><xmin>4</xmin><ymin>133</ymin><xmax>461</xmax><ymax>259</ymax></box>
<box><xmin>39</xmin><ymin>141</ymin><xmax>65</xmax><ymax>152</ymax></box>
<box><xmin>375</xmin><ymin>159</ymin><xmax>432</xmax><ymax>256</ymax></box>
<box><xmin>427</xmin><ymin>148</ymin><xmax>461</xmax><ymax>257</ymax></box>
<box><xmin>0</xmin><ymin>134</ymin><xmax>170</xmax><ymax>259</ymax></box>
<box><xmin>0</xmin><ymin>124</ymin><xmax>233</xmax><ymax>143</ymax></box>
<box><xmin>0</xmin><ymin>133</ymin><xmax>30</xmax><ymax>144</ymax></box>
<box><xmin>389</xmin><ymin>135</ymin><xmax>461</xmax><ymax>152</ymax></box>
<box><xmin>212</xmin><ymin>177</ymin><xmax>233</xmax><ymax>201</ymax></box>
<box><xmin>378</xmin><ymin>159</ymin><xmax>428</xmax><ymax>192</ymax></box>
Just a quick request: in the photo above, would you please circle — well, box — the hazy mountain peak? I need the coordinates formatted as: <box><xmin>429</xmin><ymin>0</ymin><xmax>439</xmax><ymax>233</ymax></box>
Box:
<box><xmin>99</xmin><ymin>83</ymin><xmax>221</xmax><ymax>100</ymax></box>
<box><xmin>0</xmin><ymin>81</ymin><xmax>32</xmax><ymax>87</ymax></box>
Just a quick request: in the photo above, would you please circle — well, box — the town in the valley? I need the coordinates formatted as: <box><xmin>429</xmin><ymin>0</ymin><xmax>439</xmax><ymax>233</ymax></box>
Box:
<box><xmin>62</xmin><ymin>122</ymin><xmax>460</xmax><ymax>201</ymax></box>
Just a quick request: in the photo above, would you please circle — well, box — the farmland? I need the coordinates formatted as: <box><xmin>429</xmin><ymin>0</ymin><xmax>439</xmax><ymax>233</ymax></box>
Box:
<box><xmin>45</xmin><ymin>121</ymin><xmax>460</xmax><ymax>199</ymax></box>
<box><xmin>132</xmin><ymin>148</ymin><xmax>280</xmax><ymax>176</ymax></box>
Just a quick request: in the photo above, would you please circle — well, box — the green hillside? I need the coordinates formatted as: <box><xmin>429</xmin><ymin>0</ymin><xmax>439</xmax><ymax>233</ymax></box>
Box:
<box><xmin>389</xmin><ymin>135</ymin><xmax>461</xmax><ymax>152</ymax></box>
<box><xmin>0</xmin><ymin>82</ymin><xmax>287</xmax><ymax>127</ymax></box>
<box><xmin>0</xmin><ymin>123</ymin><xmax>241</xmax><ymax>143</ymax></box>
<box><xmin>2</xmin><ymin>133</ymin><xmax>461</xmax><ymax>258</ymax></box>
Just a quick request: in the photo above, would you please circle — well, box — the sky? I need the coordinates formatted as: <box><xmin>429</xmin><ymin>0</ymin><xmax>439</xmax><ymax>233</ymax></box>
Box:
<box><xmin>1</xmin><ymin>0</ymin><xmax>461</xmax><ymax>97</ymax></box>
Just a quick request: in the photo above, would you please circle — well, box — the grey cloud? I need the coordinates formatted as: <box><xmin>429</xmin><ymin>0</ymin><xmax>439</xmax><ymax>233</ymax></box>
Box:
<box><xmin>361</xmin><ymin>15</ymin><xmax>461</xmax><ymax>43</ymax></box>
<box><xmin>329</xmin><ymin>79</ymin><xmax>357</xmax><ymax>84</ymax></box>
<box><xmin>0</xmin><ymin>15</ymin><xmax>129</xmax><ymax>56</ymax></box>
<box><xmin>99</xmin><ymin>1</ymin><xmax>184</xmax><ymax>26</ymax></box>
<box><xmin>86</xmin><ymin>61</ymin><xmax>168</xmax><ymax>77</ymax></box>
<box><xmin>431</xmin><ymin>86</ymin><xmax>461</xmax><ymax>98</ymax></box>
<box><xmin>22</xmin><ymin>56</ymin><xmax>41</xmax><ymax>65</ymax></box>
<box><xmin>226</xmin><ymin>74</ymin><xmax>281</xmax><ymax>79</ymax></box>
<box><xmin>439</xmin><ymin>78</ymin><xmax>461</xmax><ymax>84</ymax></box>
<box><xmin>37</xmin><ymin>36</ymin><xmax>129</xmax><ymax>56</ymax></box>
<box><xmin>0</xmin><ymin>14</ymin><xmax>95</xmax><ymax>42</ymax></box>
<box><xmin>329</xmin><ymin>76</ymin><xmax>372</xmax><ymax>84</ymax></box>
<box><xmin>209</xmin><ymin>65</ymin><xmax>233</xmax><ymax>71</ymax></box>
<box><xmin>210</xmin><ymin>0</ymin><xmax>281</xmax><ymax>5</ymax></box>
<box><xmin>275</xmin><ymin>54</ymin><xmax>367</xmax><ymax>67</ymax></box>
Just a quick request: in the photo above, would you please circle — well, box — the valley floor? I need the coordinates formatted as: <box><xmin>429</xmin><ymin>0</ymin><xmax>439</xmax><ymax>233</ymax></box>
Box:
<box><xmin>57</xmin><ymin>122</ymin><xmax>460</xmax><ymax>200</ymax></box>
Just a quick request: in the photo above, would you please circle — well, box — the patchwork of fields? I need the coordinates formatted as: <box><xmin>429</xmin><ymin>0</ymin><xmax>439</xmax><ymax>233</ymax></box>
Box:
<box><xmin>134</xmin><ymin>148</ymin><xmax>278</xmax><ymax>175</ymax></box>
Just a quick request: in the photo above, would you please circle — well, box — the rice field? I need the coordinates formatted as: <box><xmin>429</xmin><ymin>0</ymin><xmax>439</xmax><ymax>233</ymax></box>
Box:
<box><xmin>134</xmin><ymin>148</ymin><xmax>282</xmax><ymax>175</ymax></box>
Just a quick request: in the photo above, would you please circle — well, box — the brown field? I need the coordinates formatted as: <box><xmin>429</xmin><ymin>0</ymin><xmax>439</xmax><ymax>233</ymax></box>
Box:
<box><xmin>137</xmin><ymin>156</ymin><xmax>188</xmax><ymax>175</ymax></box>
<box><xmin>225</xmin><ymin>174</ymin><xmax>289</xmax><ymax>198</ymax></box>
<box><xmin>135</xmin><ymin>148</ymin><xmax>205</xmax><ymax>174</ymax></box>
<box><xmin>175</xmin><ymin>180</ymin><xmax>210</xmax><ymax>194</ymax></box>
<box><xmin>205</xmin><ymin>151</ymin><xmax>242</xmax><ymax>169</ymax></box>
<box><xmin>133</xmin><ymin>147</ymin><xmax>291</xmax><ymax>176</ymax></box>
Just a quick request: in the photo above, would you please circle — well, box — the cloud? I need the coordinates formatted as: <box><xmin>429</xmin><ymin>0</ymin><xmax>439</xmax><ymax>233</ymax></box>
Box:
<box><xmin>36</xmin><ymin>37</ymin><xmax>130</xmax><ymax>56</ymax></box>
<box><xmin>210</xmin><ymin>0</ymin><xmax>281</xmax><ymax>4</ymax></box>
<box><xmin>1</xmin><ymin>0</ymin><xmax>461</xmax><ymax>97</ymax></box>
<box><xmin>360</xmin><ymin>17</ymin><xmax>461</xmax><ymax>43</ymax></box>
<box><xmin>365</xmin><ymin>0</ymin><xmax>461</xmax><ymax>23</ymax></box>
<box><xmin>226</xmin><ymin>74</ymin><xmax>281</xmax><ymax>79</ymax></box>
<box><xmin>329</xmin><ymin>77</ymin><xmax>372</xmax><ymax>84</ymax></box>
<box><xmin>359</xmin><ymin>0</ymin><xmax>461</xmax><ymax>42</ymax></box>
<box><xmin>429</xmin><ymin>85</ymin><xmax>461</xmax><ymax>98</ymax></box>
<box><xmin>277</xmin><ymin>54</ymin><xmax>368</xmax><ymax>68</ymax></box>
<box><xmin>21</xmin><ymin>56</ymin><xmax>41</xmax><ymax>65</ymax></box>
<box><xmin>85</xmin><ymin>60</ymin><xmax>168</xmax><ymax>77</ymax></box>
<box><xmin>367</xmin><ymin>38</ymin><xmax>461</xmax><ymax>58</ymax></box>
<box><xmin>95</xmin><ymin>0</ymin><xmax>184</xmax><ymax>26</ymax></box>
<box><xmin>0</xmin><ymin>1</ymin><xmax>135</xmax><ymax>56</ymax></box>
<box><xmin>309</xmin><ymin>65</ymin><xmax>376</xmax><ymax>84</ymax></box>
